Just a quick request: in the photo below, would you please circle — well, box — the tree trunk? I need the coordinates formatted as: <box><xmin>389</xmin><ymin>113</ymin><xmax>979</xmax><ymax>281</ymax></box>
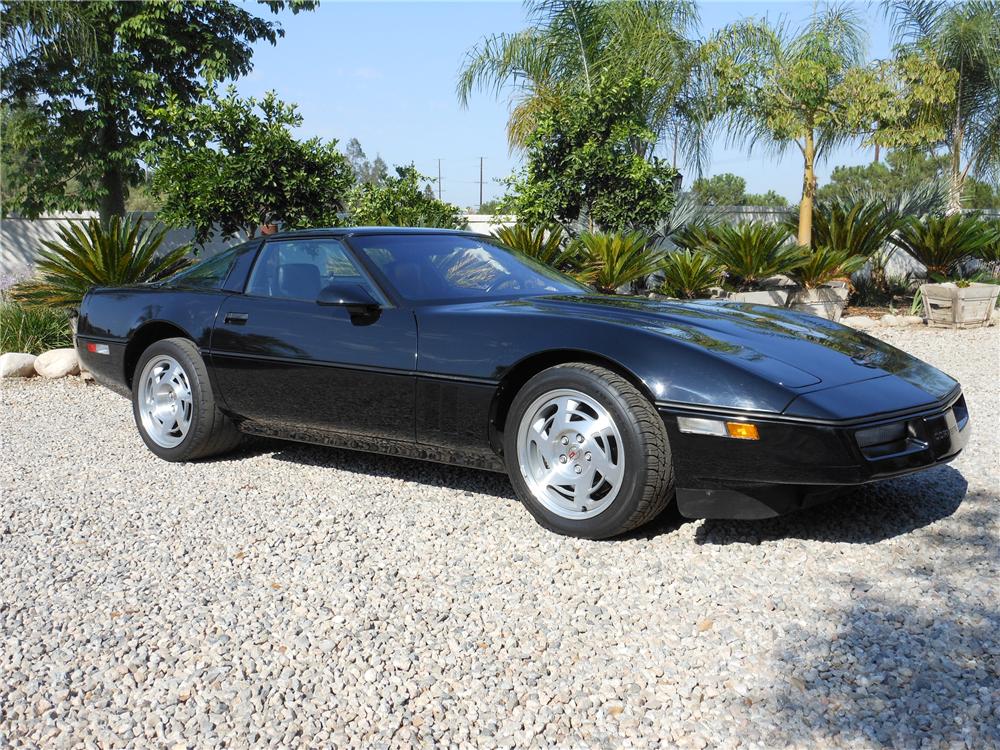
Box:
<box><xmin>947</xmin><ymin>62</ymin><xmax>964</xmax><ymax>215</ymax></box>
<box><xmin>947</xmin><ymin>122</ymin><xmax>964</xmax><ymax>214</ymax></box>
<box><xmin>98</xmin><ymin>161</ymin><xmax>126</xmax><ymax>223</ymax></box>
<box><xmin>797</xmin><ymin>130</ymin><xmax>816</xmax><ymax>247</ymax></box>
<box><xmin>95</xmin><ymin>25</ymin><xmax>126</xmax><ymax>224</ymax></box>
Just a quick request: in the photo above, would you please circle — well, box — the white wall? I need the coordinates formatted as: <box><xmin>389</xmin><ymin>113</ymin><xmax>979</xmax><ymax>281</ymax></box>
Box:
<box><xmin>0</xmin><ymin>212</ymin><xmax>243</xmax><ymax>280</ymax></box>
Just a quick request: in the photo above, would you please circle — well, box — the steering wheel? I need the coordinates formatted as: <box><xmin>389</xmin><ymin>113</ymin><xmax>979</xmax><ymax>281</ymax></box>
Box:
<box><xmin>485</xmin><ymin>276</ymin><xmax>521</xmax><ymax>294</ymax></box>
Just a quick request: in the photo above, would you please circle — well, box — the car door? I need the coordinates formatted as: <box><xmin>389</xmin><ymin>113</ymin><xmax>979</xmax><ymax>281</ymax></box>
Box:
<box><xmin>209</xmin><ymin>236</ymin><xmax>417</xmax><ymax>442</ymax></box>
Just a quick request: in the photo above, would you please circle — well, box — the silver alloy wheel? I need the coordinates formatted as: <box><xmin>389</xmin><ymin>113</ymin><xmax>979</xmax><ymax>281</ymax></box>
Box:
<box><xmin>137</xmin><ymin>355</ymin><xmax>193</xmax><ymax>448</ymax></box>
<box><xmin>516</xmin><ymin>388</ymin><xmax>625</xmax><ymax>520</ymax></box>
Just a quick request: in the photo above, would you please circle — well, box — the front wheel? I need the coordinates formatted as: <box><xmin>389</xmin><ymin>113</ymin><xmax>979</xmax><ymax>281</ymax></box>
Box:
<box><xmin>504</xmin><ymin>363</ymin><xmax>675</xmax><ymax>539</ymax></box>
<box><xmin>132</xmin><ymin>337</ymin><xmax>242</xmax><ymax>461</ymax></box>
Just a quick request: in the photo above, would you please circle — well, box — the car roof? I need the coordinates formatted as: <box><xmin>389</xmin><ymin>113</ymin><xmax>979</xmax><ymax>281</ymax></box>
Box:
<box><xmin>263</xmin><ymin>226</ymin><xmax>479</xmax><ymax>240</ymax></box>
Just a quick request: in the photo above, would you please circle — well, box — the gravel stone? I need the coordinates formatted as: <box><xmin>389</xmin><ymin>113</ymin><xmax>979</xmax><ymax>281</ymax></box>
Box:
<box><xmin>1</xmin><ymin>326</ymin><xmax>997</xmax><ymax>748</ymax></box>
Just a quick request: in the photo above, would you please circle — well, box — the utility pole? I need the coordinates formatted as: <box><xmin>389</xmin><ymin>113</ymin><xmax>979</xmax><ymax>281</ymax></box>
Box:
<box><xmin>437</xmin><ymin>158</ymin><xmax>442</xmax><ymax>200</ymax></box>
<box><xmin>479</xmin><ymin>157</ymin><xmax>484</xmax><ymax>212</ymax></box>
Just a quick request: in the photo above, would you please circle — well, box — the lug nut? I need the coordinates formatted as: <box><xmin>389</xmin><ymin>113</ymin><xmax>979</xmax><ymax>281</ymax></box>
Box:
<box><xmin>559</xmin><ymin>455</ymin><xmax>568</xmax><ymax>464</ymax></box>
<box><xmin>576</xmin><ymin>434</ymin><xmax>584</xmax><ymax>443</ymax></box>
<box><xmin>585</xmin><ymin>452</ymin><xmax>592</xmax><ymax>461</ymax></box>
<box><xmin>574</xmin><ymin>465</ymin><xmax>583</xmax><ymax>474</ymax></box>
<box><xmin>560</xmin><ymin>436</ymin><xmax>569</xmax><ymax>445</ymax></box>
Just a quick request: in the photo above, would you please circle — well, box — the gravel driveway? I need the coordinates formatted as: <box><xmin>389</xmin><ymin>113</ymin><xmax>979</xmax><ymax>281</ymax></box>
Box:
<box><xmin>2</xmin><ymin>327</ymin><xmax>997</xmax><ymax>749</ymax></box>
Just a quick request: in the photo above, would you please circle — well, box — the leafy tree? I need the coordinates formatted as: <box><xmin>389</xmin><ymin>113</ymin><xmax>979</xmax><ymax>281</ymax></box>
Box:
<box><xmin>744</xmin><ymin>190</ymin><xmax>790</xmax><ymax>207</ymax></box>
<box><xmin>818</xmin><ymin>150</ymin><xmax>1000</xmax><ymax>208</ymax></box>
<box><xmin>691</xmin><ymin>173</ymin><xmax>746</xmax><ymax>205</ymax></box>
<box><xmin>884</xmin><ymin>0</ymin><xmax>1000</xmax><ymax>211</ymax></box>
<box><xmin>690</xmin><ymin>173</ymin><xmax>790</xmax><ymax>207</ymax></box>
<box><xmin>458</xmin><ymin>0</ymin><xmax>711</xmax><ymax>172</ymax></box>
<box><xmin>710</xmin><ymin>5</ymin><xmax>956</xmax><ymax>246</ymax></box>
<box><xmin>150</xmin><ymin>88</ymin><xmax>353</xmax><ymax>243</ymax></box>
<box><xmin>0</xmin><ymin>0</ymin><xmax>314</xmax><ymax>221</ymax></box>
<box><xmin>478</xmin><ymin>198</ymin><xmax>505</xmax><ymax>214</ymax></box>
<box><xmin>348</xmin><ymin>165</ymin><xmax>466</xmax><ymax>228</ymax></box>
<box><xmin>500</xmin><ymin>74</ymin><xmax>678</xmax><ymax>232</ymax></box>
<box><xmin>343</xmin><ymin>138</ymin><xmax>388</xmax><ymax>186</ymax></box>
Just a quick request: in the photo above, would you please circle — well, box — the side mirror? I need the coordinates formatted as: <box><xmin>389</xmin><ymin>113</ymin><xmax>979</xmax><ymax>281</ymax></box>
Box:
<box><xmin>316</xmin><ymin>283</ymin><xmax>381</xmax><ymax>318</ymax></box>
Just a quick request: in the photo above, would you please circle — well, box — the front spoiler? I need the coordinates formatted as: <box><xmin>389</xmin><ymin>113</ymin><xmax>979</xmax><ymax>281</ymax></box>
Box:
<box><xmin>658</xmin><ymin>390</ymin><xmax>971</xmax><ymax>520</ymax></box>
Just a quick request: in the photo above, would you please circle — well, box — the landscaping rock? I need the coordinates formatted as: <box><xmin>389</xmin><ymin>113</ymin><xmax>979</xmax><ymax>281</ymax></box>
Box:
<box><xmin>899</xmin><ymin>315</ymin><xmax>924</xmax><ymax>327</ymax></box>
<box><xmin>841</xmin><ymin>315</ymin><xmax>877</xmax><ymax>330</ymax></box>
<box><xmin>880</xmin><ymin>314</ymin><xmax>900</xmax><ymax>327</ymax></box>
<box><xmin>0</xmin><ymin>353</ymin><xmax>38</xmax><ymax>378</ymax></box>
<box><xmin>34</xmin><ymin>348</ymin><xmax>80</xmax><ymax>379</ymax></box>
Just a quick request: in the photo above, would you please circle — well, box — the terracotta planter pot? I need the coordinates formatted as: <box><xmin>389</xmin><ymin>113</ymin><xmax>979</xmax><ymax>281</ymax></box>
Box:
<box><xmin>920</xmin><ymin>282</ymin><xmax>1000</xmax><ymax>328</ymax></box>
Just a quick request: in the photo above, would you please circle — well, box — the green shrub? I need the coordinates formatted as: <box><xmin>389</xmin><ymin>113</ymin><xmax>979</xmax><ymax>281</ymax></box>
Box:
<box><xmin>10</xmin><ymin>215</ymin><xmax>192</xmax><ymax>309</ymax></box>
<box><xmin>669</xmin><ymin>223</ymin><xmax>722</xmax><ymax>253</ymax></box>
<box><xmin>576</xmin><ymin>231</ymin><xmax>660</xmax><ymax>294</ymax></box>
<box><xmin>0</xmin><ymin>302</ymin><xmax>73</xmax><ymax>355</ymax></box>
<box><xmin>658</xmin><ymin>250</ymin><xmax>723</xmax><ymax>299</ymax></box>
<box><xmin>491</xmin><ymin>224</ymin><xmax>578</xmax><ymax>271</ymax></box>
<box><xmin>789</xmin><ymin>246</ymin><xmax>867</xmax><ymax>289</ymax></box>
<box><xmin>891</xmin><ymin>214</ymin><xmax>999</xmax><ymax>277</ymax></box>
<box><xmin>704</xmin><ymin>222</ymin><xmax>804</xmax><ymax>291</ymax></box>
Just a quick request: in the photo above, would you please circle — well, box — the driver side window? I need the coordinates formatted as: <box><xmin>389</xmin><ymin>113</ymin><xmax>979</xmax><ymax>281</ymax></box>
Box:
<box><xmin>246</xmin><ymin>239</ymin><xmax>379</xmax><ymax>302</ymax></box>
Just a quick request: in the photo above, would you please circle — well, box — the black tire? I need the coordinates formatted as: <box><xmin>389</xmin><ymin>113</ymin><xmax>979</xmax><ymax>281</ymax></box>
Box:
<box><xmin>503</xmin><ymin>363</ymin><xmax>675</xmax><ymax>539</ymax></box>
<box><xmin>131</xmin><ymin>337</ymin><xmax>242</xmax><ymax>461</ymax></box>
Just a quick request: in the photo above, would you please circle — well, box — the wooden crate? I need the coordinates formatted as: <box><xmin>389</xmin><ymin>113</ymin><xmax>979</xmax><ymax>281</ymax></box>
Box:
<box><xmin>920</xmin><ymin>282</ymin><xmax>1000</xmax><ymax>328</ymax></box>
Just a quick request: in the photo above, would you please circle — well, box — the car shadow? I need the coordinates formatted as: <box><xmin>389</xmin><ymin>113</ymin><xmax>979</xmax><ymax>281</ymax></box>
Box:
<box><xmin>260</xmin><ymin>439</ymin><xmax>518</xmax><ymax>500</ymax></box>
<box><xmin>206</xmin><ymin>440</ymin><xmax>970</xmax><ymax>546</ymax></box>
<box><xmin>692</xmin><ymin>465</ymin><xmax>969</xmax><ymax>546</ymax></box>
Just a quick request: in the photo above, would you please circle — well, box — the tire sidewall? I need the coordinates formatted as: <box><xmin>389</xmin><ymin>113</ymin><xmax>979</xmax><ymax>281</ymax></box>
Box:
<box><xmin>504</xmin><ymin>366</ymin><xmax>653</xmax><ymax>539</ymax></box>
<box><xmin>131</xmin><ymin>338</ymin><xmax>209</xmax><ymax>462</ymax></box>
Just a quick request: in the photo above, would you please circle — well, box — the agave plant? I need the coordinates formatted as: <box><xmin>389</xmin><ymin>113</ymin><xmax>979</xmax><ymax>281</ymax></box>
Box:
<box><xmin>705</xmin><ymin>222</ymin><xmax>804</xmax><ymax>291</ymax></box>
<box><xmin>788</xmin><ymin>246</ymin><xmax>867</xmax><ymax>289</ymax></box>
<box><xmin>492</xmin><ymin>224</ymin><xmax>578</xmax><ymax>271</ymax></box>
<box><xmin>658</xmin><ymin>250</ymin><xmax>723</xmax><ymax>299</ymax></box>
<box><xmin>576</xmin><ymin>231</ymin><xmax>661</xmax><ymax>294</ymax></box>
<box><xmin>890</xmin><ymin>214</ymin><xmax>998</xmax><ymax>277</ymax></box>
<box><xmin>12</xmin><ymin>215</ymin><xmax>192</xmax><ymax>309</ymax></box>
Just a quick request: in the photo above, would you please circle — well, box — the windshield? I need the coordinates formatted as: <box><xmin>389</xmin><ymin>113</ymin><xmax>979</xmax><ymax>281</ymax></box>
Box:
<box><xmin>351</xmin><ymin>234</ymin><xmax>590</xmax><ymax>303</ymax></box>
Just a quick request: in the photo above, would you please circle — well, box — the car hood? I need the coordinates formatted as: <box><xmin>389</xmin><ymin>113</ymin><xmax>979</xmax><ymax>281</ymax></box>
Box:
<box><xmin>499</xmin><ymin>294</ymin><xmax>958</xmax><ymax>408</ymax></box>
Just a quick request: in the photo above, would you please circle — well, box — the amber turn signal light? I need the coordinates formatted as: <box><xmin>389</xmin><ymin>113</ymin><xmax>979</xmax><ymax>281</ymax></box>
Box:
<box><xmin>725</xmin><ymin>422</ymin><xmax>759</xmax><ymax>440</ymax></box>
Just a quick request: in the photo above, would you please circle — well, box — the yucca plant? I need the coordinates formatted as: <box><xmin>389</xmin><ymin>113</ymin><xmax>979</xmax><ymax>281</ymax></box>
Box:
<box><xmin>890</xmin><ymin>214</ymin><xmax>998</xmax><ymax>277</ymax></box>
<box><xmin>788</xmin><ymin>246</ymin><xmax>867</xmax><ymax>289</ymax></box>
<box><xmin>10</xmin><ymin>215</ymin><xmax>193</xmax><ymax>309</ymax></box>
<box><xmin>658</xmin><ymin>250</ymin><xmax>723</xmax><ymax>299</ymax></box>
<box><xmin>705</xmin><ymin>222</ymin><xmax>804</xmax><ymax>291</ymax></box>
<box><xmin>492</xmin><ymin>224</ymin><xmax>578</xmax><ymax>271</ymax></box>
<box><xmin>576</xmin><ymin>231</ymin><xmax>661</xmax><ymax>294</ymax></box>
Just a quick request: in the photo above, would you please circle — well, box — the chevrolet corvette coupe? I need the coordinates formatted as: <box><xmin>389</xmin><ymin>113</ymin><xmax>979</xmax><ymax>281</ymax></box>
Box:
<box><xmin>76</xmin><ymin>228</ymin><xmax>971</xmax><ymax>538</ymax></box>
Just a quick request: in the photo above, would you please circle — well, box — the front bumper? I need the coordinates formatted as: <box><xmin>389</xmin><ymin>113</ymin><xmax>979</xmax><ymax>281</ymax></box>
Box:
<box><xmin>659</xmin><ymin>389</ymin><xmax>971</xmax><ymax>519</ymax></box>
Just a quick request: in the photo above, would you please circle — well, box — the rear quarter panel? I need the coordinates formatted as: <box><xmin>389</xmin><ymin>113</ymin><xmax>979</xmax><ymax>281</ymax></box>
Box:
<box><xmin>76</xmin><ymin>287</ymin><xmax>227</xmax><ymax>391</ymax></box>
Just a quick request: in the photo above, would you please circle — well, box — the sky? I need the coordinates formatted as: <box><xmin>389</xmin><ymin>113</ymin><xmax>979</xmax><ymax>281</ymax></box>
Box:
<box><xmin>235</xmin><ymin>1</ymin><xmax>896</xmax><ymax>209</ymax></box>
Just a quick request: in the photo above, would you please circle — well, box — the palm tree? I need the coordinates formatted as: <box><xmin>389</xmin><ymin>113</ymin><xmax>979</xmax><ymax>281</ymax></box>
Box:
<box><xmin>456</xmin><ymin>0</ymin><xmax>710</xmax><ymax>172</ymax></box>
<box><xmin>709</xmin><ymin>6</ymin><xmax>869</xmax><ymax>247</ymax></box>
<box><xmin>884</xmin><ymin>0</ymin><xmax>1000</xmax><ymax>211</ymax></box>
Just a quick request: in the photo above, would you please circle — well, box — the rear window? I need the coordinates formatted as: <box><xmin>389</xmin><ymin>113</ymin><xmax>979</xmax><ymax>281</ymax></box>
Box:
<box><xmin>166</xmin><ymin>245</ymin><xmax>243</xmax><ymax>290</ymax></box>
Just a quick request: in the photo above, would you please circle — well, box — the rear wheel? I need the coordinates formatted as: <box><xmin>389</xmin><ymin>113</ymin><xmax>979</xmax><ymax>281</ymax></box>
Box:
<box><xmin>132</xmin><ymin>337</ymin><xmax>241</xmax><ymax>461</ymax></box>
<box><xmin>504</xmin><ymin>363</ymin><xmax>674</xmax><ymax>539</ymax></box>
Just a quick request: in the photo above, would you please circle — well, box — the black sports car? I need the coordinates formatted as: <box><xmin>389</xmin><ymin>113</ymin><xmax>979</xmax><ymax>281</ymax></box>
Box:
<box><xmin>76</xmin><ymin>228</ymin><xmax>971</xmax><ymax>539</ymax></box>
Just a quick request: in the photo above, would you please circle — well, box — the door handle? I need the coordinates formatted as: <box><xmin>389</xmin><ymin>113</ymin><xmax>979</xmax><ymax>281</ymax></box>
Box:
<box><xmin>224</xmin><ymin>312</ymin><xmax>249</xmax><ymax>325</ymax></box>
